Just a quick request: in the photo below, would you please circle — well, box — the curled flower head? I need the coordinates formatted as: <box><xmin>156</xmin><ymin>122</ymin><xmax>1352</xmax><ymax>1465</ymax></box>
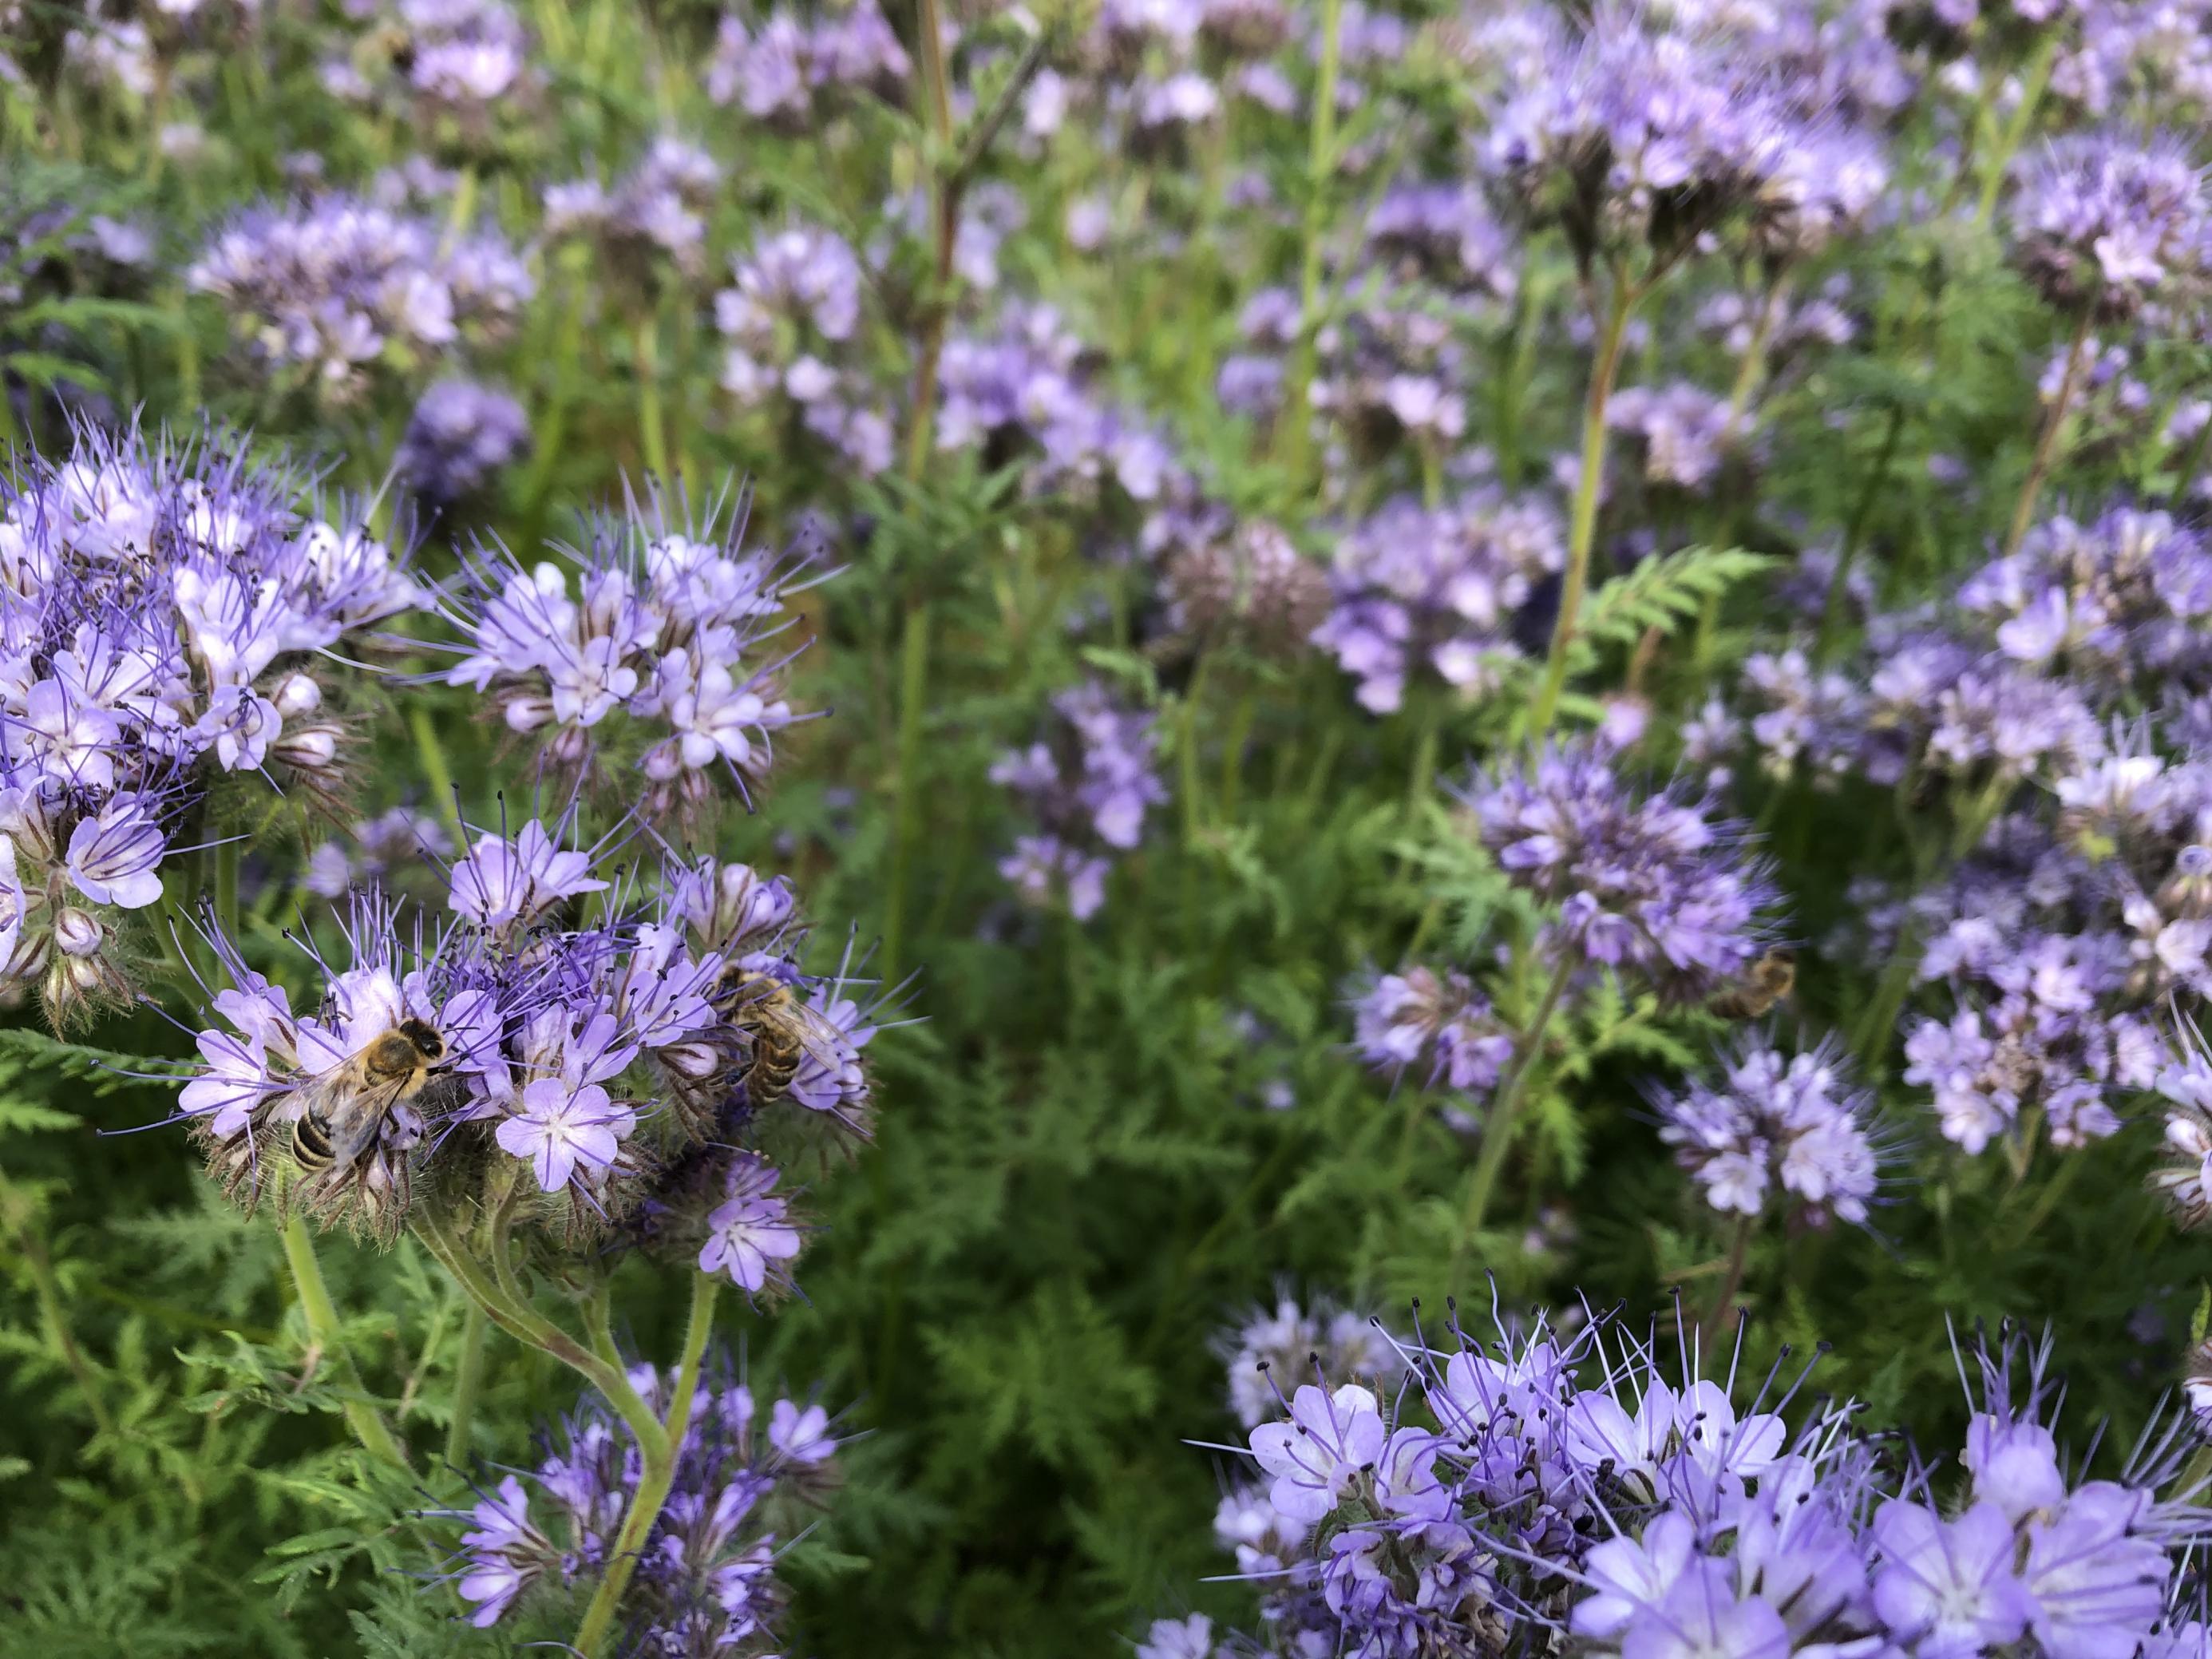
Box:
<box><xmin>437</xmin><ymin>485</ymin><xmax>821</xmax><ymax>826</ymax></box>
<box><xmin>2010</xmin><ymin>132</ymin><xmax>2209</xmax><ymax>323</ymax></box>
<box><xmin>1652</xmin><ymin>1032</ymin><xmax>1888</xmax><ymax>1227</ymax></box>
<box><xmin>1459</xmin><ymin>739</ymin><xmax>1781</xmax><ymax>1003</ymax></box>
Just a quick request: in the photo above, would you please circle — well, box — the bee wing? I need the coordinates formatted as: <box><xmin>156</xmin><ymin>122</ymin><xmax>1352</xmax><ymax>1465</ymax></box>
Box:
<box><xmin>789</xmin><ymin>1000</ymin><xmax>853</xmax><ymax>1067</ymax></box>
<box><xmin>325</xmin><ymin>1072</ymin><xmax>417</xmax><ymax>1167</ymax></box>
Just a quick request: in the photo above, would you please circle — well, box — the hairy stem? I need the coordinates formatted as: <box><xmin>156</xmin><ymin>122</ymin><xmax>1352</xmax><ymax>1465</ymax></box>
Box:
<box><xmin>633</xmin><ymin>311</ymin><xmax>669</xmax><ymax>480</ymax></box>
<box><xmin>1277</xmin><ymin>0</ymin><xmax>1343</xmax><ymax>486</ymax></box>
<box><xmin>279</xmin><ymin>1215</ymin><xmax>410</xmax><ymax>1469</ymax></box>
<box><xmin>445</xmin><ymin>1301</ymin><xmax>488</xmax><ymax>1466</ymax></box>
<box><xmin>1451</xmin><ymin>956</ymin><xmax>1577</xmax><ymax>1273</ymax></box>
<box><xmin>1527</xmin><ymin>280</ymin><xmax>1637</xmax><ymax>742</ymax></box>
<box><xmin>1703</xmin><ymin>1214</ymin><xmax>1756</xmax><ymax>1344</ymax></box>
<box><xmin>2004</xmin><ymin>310</ymin><xmax>2093</xmax><ymax>557</ymax></box>
<box><xmin>901</xmin><ymin>0</ymin><xmax>957</xmax><ymax>481</ymax></box>
<box><xmin>570</xmin><ymin>1273</ymin><xmax>719</xmax><ymax>1657</ymax></box>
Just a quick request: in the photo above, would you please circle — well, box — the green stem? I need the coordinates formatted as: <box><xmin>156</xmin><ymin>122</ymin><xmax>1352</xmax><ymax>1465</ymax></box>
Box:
<box><xmin>1278</xmin><ymin>0</ymin><xmax>1343</xmax><ymax>487</ymax></box>
<box><xmin>408</xmin><ymin>706</ymin><xmax>465</xmax><ymax>836</ymax></box>
<box><xmin>1976</xmin><ymin>30</ymin><xmax>2061</xmax><ymax>227</ymax></box>
<box><xmin>2004</xmin><ymin>310</ymin><xmax>2093</xmax><ymax>557</ymax></box>
<box><xmin>445</xmin><ymin>1301</ymin><xmax>489</xmax><ymax>1466</ymax></box>
<box><xmin>1451</xmin><ymin>956</ymin><xmax>1577</xmax><ymax>1273</ymax></box>
<box><xmin>1723</xmin><ymin>275</ymin><xmax>1787</xmax><ymax>444</ymax></box>
<box><xmin>1703</xmin><ymin>1214</ymin><xmax>1756</xmax><ymax>1344</ymax></box>
<box><xmin>1527</xmin><ymin>281</ymin><xmax>1637</xmax><ymax>742</ymax></box>
<box><xmin>1814</xmin><ymin>405</ymin><xmax>1906</xmax><ymax>663</ymax></box>
<box><xmin>633</xmin><ymin>312</ymin><xmax>669</xmax><ymax>479</ymax></box>
<box><xmin>570</xmin><ymin>1275</ymin><xmax>718</xmax><ymax>1658</ymax></box>
<box><xmin>412</xmin><ymin>1210</ymin><xmax>655</xmax><ymax>1446</ymax></box>
<box><xmin>901</xmin><ymin>0</ymin><xmax>957</xmax><ymax>481</ymax></box>
<box><xmin>881</xmin><ymin>604</ymin><xmax>932</xmax><ymax>980</ymax></box>
<box><xmin>279</xmin><ymin>1215</ymin><xmax>410</xmax><ymax>1469</ymax></box>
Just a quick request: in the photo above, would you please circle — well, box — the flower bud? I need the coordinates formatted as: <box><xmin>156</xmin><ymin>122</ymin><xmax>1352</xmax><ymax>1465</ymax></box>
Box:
<box><xmin>504</xmin><ymin>692</ymin><xmax>555</xmax><ymax>733</ymax></box>
<box><xmin>53</xmin><ymin>907</ymin><xmax>102</xmax><ymax>958</ymax></box>
<box><xmin>273</xmin><ymin>672</ymin><xmax>323</xmax><ymax>717</ymax></box>
<box><xmin>274</xmin><ymin>723</ymin><xmax>342</xmax><ymax>770</ymax></box>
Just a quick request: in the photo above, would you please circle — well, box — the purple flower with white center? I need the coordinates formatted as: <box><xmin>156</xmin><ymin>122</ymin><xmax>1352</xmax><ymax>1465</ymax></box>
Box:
<box><xmin>397</xmin><ymin>380</ymin><xmax>530</xmax><ymax>505</ymax></box>
<box><xmin>544</xmin><ymin>137</ymin><xmax>725</xmax><ymax>292</ymax></box>
<box><xmin>1249</xmin><ymin>1382</ymin><xmax>1388</xmax><ymax>1524</ymax></box>
<box><xmin>63</xmin><ymin>793</ymin><xmax>166</xmax><ymax>909</ymax></box>
<box><xmin>2009</xmin><ymin>133</ymin><xmax>2209</xmax><ymax>321</ymax></box>
<box><xmin>449</xmin><ymin>818</ymin><xmax>610</xmax><ymax>933</ymax></box>
<box><xmin>1460</xmin><ymin>739</ymin><xmax>1780</xmax><ymax>1003</ymax></box>
<box><xmin>1652</xmin><ymin>1033</ymin><xmax>1885</xmax><ymax>1227</ymax></box>
<box><xmin>496</xmin><ymin>1078</ymin><xmax>635</xmax><ymax>1193</ymax></box>
<box><xmin>698</xmin><ymin>1153</ymin><xmax>802</xmax><ymax>1294</ymax></box>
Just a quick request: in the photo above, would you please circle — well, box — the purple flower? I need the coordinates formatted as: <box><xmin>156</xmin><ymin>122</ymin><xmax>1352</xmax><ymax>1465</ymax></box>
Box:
<box><xmin>449</xmin><ymin>818</ymin><xmax>610</xmax><ymax>932</ymax></box>
<box><xmin>2010</xmin><ymin>133</ymin><xmax>2208</xmax><ymax>321</ymax></box>
<box><xmin>1312</xmin><ymin>489</ymin><xmax>1564</xmax><ymax>713</ymax></box>
<box><xmin>496</xmin><ymin>1078</ymin><xmax>635</xmax><ymax>1192</ymax></box>
<box><xmin>1249</xmin><ymin>1383</ymin><xmax>1388</xmax><ymax>1525</ymax></box>
<box><xmin>190</xmin><ymin>195</ymin><xmax>531</xmax><ymax>401</ymax></box>
<box><xmin>698</xmin><ymin>1154</ymin><xmax>802</xmax><ymax>1294</ymax></box>
<box><xmin>1461</xmin><ymin>739</ymin><xmax>1779</xmax><ymax>1002</ymax></box>
<box><xmin>992</xmin><ymin>679</ymin><xmax>1165</xmax><ymax>919</ymax></box>
<box><xmin>1871</xmin><ymin>1501</ymin><xmax>2034</xmax><ymax>1657</ymax></box>
<box><xmin>1653</xmin><ymin>1034</ymin><xmax>1884</xmax><ymax>1226</ymax></box>
<box><xmin>63</xmin><ymin>794</ymin><xmax>166</xmax><ymax>909</ymax></box>
<box><xmin>398</xmin><ymin>380</ymin><xmax>530</xmax><ymax>505</ymax></box>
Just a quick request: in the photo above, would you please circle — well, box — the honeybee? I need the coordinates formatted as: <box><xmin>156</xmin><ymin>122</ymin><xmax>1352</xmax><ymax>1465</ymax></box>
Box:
<box><xmin>290</xmin><ymin>1016</ymin><xmax>447</xmax><ymax>1177</ymax></box>
<box><xmin>1708</xmin><ymin>949</ymin><xmax>1797</xmax><ymax>1020</ymax></box>
<box><xmin>726</xmin><ymin>971</ymin><xmax>836</xmax><ymax>1108</ymax></box>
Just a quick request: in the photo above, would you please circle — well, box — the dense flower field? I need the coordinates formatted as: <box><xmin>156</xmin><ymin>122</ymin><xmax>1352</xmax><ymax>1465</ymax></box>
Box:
<box><xmin>9</xmin><ymin>0</ymin><xmax>2212</xmax><ymax>1653</ymax></box>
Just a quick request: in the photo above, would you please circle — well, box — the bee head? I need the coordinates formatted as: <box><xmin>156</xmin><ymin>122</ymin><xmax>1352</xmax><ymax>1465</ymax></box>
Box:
<box><xmin>397</xmin><ymin>1016</ymin><xmax>445</xmax><ymax>1063</ymax></box>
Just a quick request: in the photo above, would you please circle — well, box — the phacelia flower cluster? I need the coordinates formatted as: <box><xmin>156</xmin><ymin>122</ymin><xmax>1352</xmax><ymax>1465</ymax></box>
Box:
<box><xmin>2008</xmin><ymin>132</ymin><xmax>2210</xmax><ymax>322</ymax></box>
<box><xmin>323</xmin><ymin>0</ymin><xmax>535</xmax><ymax>133</ymax></box>
<box><xmin>1652</xmin><ymin>1033</ymin><xmax>1884</xmax><ymax>1226</ymax></box>
<box><xmin>936</xmin><ymin>303</ymin><xmax>1177</xmax><ymax>508</ymax></box>
<box><xmin>437</xmin><ymin>490</ymin><xmax>818</xmax><ymax>825</ymax></box>
<box><xmin>188</xmin><ymin>195</ymin><xmax>532</xmax><ymax>402</ymax></box>
<box><xmin>1460</xmin><ymin>738</ymin><xmax>1780</xmax><ymax>1004</ymax></box>
<box><xmin>397</xmin><ymin>379</ymin><xmax>531</xmax><ymax>507</ymax></box>
<box><xmin>1217</xmin><ymin>1293</ymin><xmax>1406</xmax><ymax>1429</ymax></box>
<box><xmin>1484</xmin><ymin>9</ymin><xmax>1863</xmax><ymax>278</ymax></box>
<box><xmin>714</xmin><ymin>221</ymin><xmax>891</xmax><ymax>474</ymax></box>
<box><xmin>1192</xmin><ymin>1302</ymin><xmax>2209</xmax><ymax>1659</ymax></box>
<box><xmin>706</xmin><ymin>0</ymin><xmax>909</xmax><ymax>130</ymax></box>
<box><xmin>1347</xmin><ymin>964</ymin><xmax>1514</xmax><ymax>1100</ymax></box>
<box><xmin>1312</xmin><ymin>489</ymin><xmax>1564</xmax><ymax>714</ymax></box>
<box><xmin>545</xmin><ymin>137</ymin><xmax>725</xmax><ymax>296</ymax></box>
<box><xmin>991</xmin><ymin>679</ymin><xmax>1165</xmax><ymax>921</ymax></box>
<box><xmin>0</xmin><ymin>424</ymin><xmax>421</xmax><ymax>1022</ymax></box>
<box><xmin>178</xmin><ymin>817</ymin><xmax>884</xmax><ymax>1264</ymax></box>
<box><xmin>437</xmin><ymin>1358</ymin><xmax>841</xmax><ymax>1644</ymax></box>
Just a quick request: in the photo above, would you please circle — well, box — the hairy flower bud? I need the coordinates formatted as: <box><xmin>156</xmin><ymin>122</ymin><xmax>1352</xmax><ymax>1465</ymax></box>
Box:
<box><xmin>53</xmin><ymin>907</ymin><xmax>101</xmax><ymax>959</ymax></box>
